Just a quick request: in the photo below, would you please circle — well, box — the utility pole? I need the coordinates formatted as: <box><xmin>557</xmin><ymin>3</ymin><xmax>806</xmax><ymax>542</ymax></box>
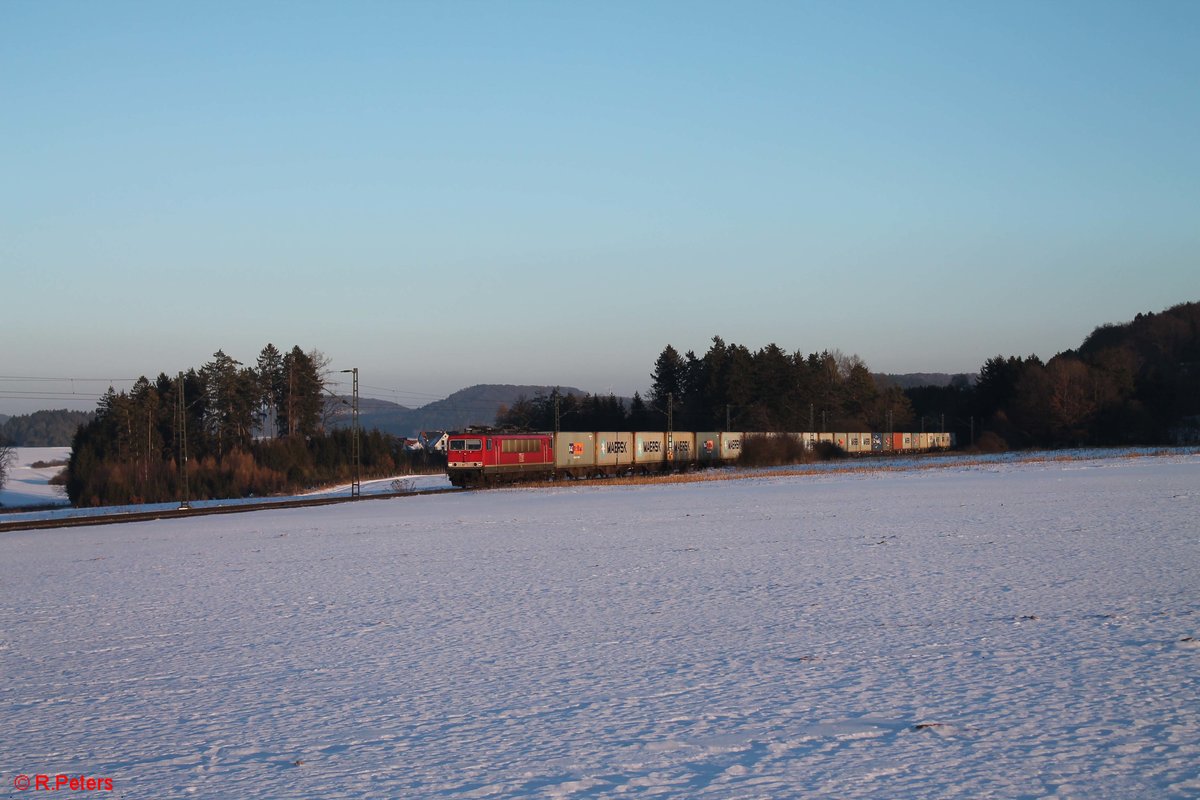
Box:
<box><xmin>667</xmin><ymin>392</ymin><xmax>674</xmax><ymax>460</ymax></box>
<box><xmin>177</xmin><ymin>372</ymin><xmax>189</xmax><ymax>510</ymax></box>
<box><xmin>341</xmin><ymin>368</ymin><xmax>360</xmax><ymax>497</ymax></box>
<box><xmin>144</xmin><ymin>408</ymin><xmax>151</xmax><ymax>487</ymax></box>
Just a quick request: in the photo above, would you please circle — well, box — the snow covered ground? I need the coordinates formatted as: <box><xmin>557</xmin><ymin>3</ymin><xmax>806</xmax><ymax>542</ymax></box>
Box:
<box><xmin>2</xmin><ymin>452</ymin><xmax>1198</xmax><ymax>798</ymax></box>
<box><xmin>0</xmin><ymin>447</ymin><xmax>71</xmax><ymax>509</ymax></box>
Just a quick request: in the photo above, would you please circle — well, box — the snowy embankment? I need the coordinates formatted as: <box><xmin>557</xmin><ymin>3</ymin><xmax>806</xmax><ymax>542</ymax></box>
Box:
<box><xmin>1</xmin><ymin>453</ymin><xmax>1197</xmax><ymax>798</ymax></box>
<box><xmin>0</xmin><ymin>446</ymin><xmax>449</xmax><ymax>523</ymax></box>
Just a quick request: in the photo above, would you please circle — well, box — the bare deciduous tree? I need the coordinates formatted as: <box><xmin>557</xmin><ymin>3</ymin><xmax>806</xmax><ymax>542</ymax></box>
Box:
<box><xmin>0</xmin><ymin>438</ymin><xmax>16</xmax><ymax>495</ymax></box>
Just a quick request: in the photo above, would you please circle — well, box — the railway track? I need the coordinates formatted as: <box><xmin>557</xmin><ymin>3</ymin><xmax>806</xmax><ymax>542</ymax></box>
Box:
<box><xmin>0</xmin><ymin>488</ymin><xmax>453</xmax><ymax>533</ymax></box>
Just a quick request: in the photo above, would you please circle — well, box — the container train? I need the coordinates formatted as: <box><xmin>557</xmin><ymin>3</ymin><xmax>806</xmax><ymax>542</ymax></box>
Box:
<box><xmin>446</xmin><ymin>430</ymin><xmax>954</xmax><ymax>487</ymax></box>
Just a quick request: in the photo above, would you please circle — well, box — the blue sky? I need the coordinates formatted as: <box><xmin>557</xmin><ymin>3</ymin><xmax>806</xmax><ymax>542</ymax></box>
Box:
<box><xmin>2</xmin><ymin>0</ymin><xmax>1197</xmax><ymax>414</ymax></box>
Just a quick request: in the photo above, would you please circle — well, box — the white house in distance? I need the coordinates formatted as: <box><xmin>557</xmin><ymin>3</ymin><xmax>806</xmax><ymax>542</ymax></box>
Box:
<box><xmin>419</xmin><ymin>432</ymin><xmax>448</xmax><ymax>452</ymax></box>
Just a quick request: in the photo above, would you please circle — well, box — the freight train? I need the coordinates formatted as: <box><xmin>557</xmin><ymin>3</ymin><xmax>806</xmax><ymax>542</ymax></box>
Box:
<box><xmin>446</xmin><ymin>430</ymin><xmax>954</xmax><ymax>487</ymax></box>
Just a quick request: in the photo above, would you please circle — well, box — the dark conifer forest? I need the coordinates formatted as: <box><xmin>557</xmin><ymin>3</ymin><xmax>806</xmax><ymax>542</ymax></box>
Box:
<box><xmin>906</xmin><ymin>301</ymin><xmax>1200</xmax><ymax>449</ymax></box>
<box><xmin>496</xmin><ymin>340</ymin><xmax>916</xmax><ymax>434</ymax></box>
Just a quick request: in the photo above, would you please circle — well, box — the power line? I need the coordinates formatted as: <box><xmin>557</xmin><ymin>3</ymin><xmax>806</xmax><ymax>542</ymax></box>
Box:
<box><xmin>0</xmin><ymin>375</ymin><xmax>140</xmax><ymax>382</ymax></box>
<box><xmin>0</xmin><ymin>390</ymin><xmax>111</xmax><ymax>397</ymax></box>
<box><xmin>0</xmin><ymin>394</ymin><xmax>110</xmax><ymax>404</ymax></box>
<box><xmin>3</xmin><ymin>372</ymin><xmax>555</xmax><ymax>420</ymax></box>
<box><xmin>360</xmin><ymin>383</ymin><xmax>447</xmax><ymax>400</ymax></box>
<box><xmin>3</xmin><ymin>373</ymin><xmax>523</xmax><ymax>408</ymax></box>
<box><xmin>324</xmin><ymin>380</ymin><xmax>450</xmax><ymax>404</ymax></box>
<box><xmin>0</xmin><ymin>397</ymin><xmax>104</xmax><ymax>404</ymax></box>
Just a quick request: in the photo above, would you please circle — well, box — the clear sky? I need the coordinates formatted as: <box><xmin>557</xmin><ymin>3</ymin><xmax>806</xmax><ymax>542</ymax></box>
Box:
<box><xmin>2</xmin><ymin>0</ymin><xmax>1197</xmax><ymax>414</ymax></box>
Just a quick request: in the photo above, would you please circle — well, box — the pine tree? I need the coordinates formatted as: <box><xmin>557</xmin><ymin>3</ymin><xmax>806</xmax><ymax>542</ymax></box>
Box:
<box><xmin>628</xmin><ymin>392</ymin><xmax>651</xmax><ymax>429</ymax></box>
<box><xmin>256</xmin><ymin>343</ymin><xmax>285</xmax><ymax>438</ymax></box>
<box><xmin>650</xmin><ymin>345</ymin><xmax>685</xmax><ymax>412</ymax></box>
<box><xmin>752</xmin><ymin>343</ymin><xmax>793</xmax><ymax>429</ymax></box>
<box><xmin>280</xmin><ymin>347</ymin><xmax>324</xmax><ymax>438</ymax></box>
<box><xmin>842</xmin><ymin>360</ymin><xmax>879</xmax><ymax>429</ymax></box>
<box><xmin>200</xmin><ymin>350</ymin><xmax>259</xmax><ymax>455</ymax></box>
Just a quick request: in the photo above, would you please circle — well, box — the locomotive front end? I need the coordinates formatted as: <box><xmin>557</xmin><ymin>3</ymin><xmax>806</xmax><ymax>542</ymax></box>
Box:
<box><xmin>446</xmin><ymin>435</ymin><xmax>486</xmax><ymax>487</ymax></box>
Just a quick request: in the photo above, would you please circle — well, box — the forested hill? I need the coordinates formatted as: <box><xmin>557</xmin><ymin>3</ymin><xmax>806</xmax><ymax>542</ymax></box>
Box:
<box><xmin>2</xmin><ymin>409</ymin><xmax>94</xmax><ymax>446</ymax></box>
<box><xmin>879</xmin><ymin>373</ymin><xmax>974</xmax><ymax>390</ymax></box>
<box><xmin>327</xmin><ymin>384</ymin><xmax>586</xmax><ymax>437</ymax></box>
<box><xmin>905</xmin><ymin>301</ymin><xmax>1200</xmax><ymax>448</ymax></box>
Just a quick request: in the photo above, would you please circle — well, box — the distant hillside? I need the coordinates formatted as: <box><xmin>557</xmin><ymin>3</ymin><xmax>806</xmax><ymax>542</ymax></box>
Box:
<box><xmin>1</xmin><ymin>409</ymin><xmax>94</xmax><ymax>446</ymax></box>
<box><xmin>877</xmin><ymin>373</ymin><xmax>975</xmax><ymax>390</ymax></box>
<box><xmin>327</xmin><ymin>384</ymin><xmax>586</xmax><ymax>437</ymax></box>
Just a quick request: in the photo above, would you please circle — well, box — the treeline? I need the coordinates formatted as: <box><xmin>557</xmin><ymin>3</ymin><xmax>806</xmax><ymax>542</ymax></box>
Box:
<box><xmin>59</xmin><ymin>301</ymin><xmax>1200</xmax><ymax>505</ymax></box>
<box><xmin>498</xmin><ymin>337</ymin><xmax>915</xmax><ymax>433</ymax></box>
<box><xmin>908</xmin><ymin>302</ymin><xmax>1200</xmax><ymax>449</ymax></box>
<box><xmin>1</xmin><ymin>409</ymin><xmax>94</xmax><ymax>446</ymax></box>
<box><xmin>499</xmin><ymin>302</ymin><xmax>1200</xmax><ymax>452</ymax></box>
<box><xmin>66</xmin><ymin>345</ymin><xmax>441</xmax><ymax>507</ymax></box>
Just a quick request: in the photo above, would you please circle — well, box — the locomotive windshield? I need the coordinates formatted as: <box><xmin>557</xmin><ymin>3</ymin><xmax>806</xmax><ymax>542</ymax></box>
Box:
<box><xmin>449</xmin><ymin>438</ymin><xmax>483</xmax><ymax>451</ymax></box>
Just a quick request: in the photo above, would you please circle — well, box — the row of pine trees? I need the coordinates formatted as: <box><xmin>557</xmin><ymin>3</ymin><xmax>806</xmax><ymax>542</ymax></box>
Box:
<box><xmin>497</xmin><ymin>338</ymin><xmax>915</xmax><ymax>434</ymax></box>
<box><xmin>65</xmin><ymin>345</ymin><xmax>433</xmax><ymax>507</ymax></box>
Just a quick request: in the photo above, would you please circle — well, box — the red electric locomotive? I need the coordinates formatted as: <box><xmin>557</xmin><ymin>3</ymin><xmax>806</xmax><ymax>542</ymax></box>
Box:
<box><xmin>446</xmin><ymin>432</ymin><xmax>555</xmax><ymax>487</ymax></box>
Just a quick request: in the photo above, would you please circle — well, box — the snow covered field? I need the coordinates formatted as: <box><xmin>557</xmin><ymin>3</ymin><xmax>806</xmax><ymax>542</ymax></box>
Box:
<box><xmin>2</xmin><ymin>453</ymin><xmax>1198</xmax><ymax>798</ymax></box>
<box><xmin>0</xmin><ymin>447</ymin><xmax>71</xmax><ymax>509</ymax></box>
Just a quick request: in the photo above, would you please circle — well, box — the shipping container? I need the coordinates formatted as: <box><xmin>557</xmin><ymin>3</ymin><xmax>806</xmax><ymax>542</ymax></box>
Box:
<box><xmin>697</xmin><ymin>433</ymin><xmax>722</xmax><ymax>463</ymax></box>
<box><xmin>669</xmin><ymin>431</ymin><xmax>697</xmax><ymax>464</ymax></box>
<box><xmin>555</xmin><ymin>431</ymin><xmax>596</xmax><ymax>473</ymax></box>
<box><xmin>720</xmin><ymin>432</ymin><xmax>743</xmax><ymax>461</ymax></box>
<box><xmin>633</xmin><ymin>432</ymin><xmax>667</xmax><ymax>465</ymax></box>
<box><xmin>595</xmin><ymin>432</ymin><xmax>635</xmax><ymax>470</ymax></box>
<box><xmin>697</xmin><ymin>432</ymin><xmax>743</xmax><ymax>462</ymax></box>
<box><xmin>846</xmin><ymin>432</ymin><xmax>871</xmax><ymax>453</ymax></box>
